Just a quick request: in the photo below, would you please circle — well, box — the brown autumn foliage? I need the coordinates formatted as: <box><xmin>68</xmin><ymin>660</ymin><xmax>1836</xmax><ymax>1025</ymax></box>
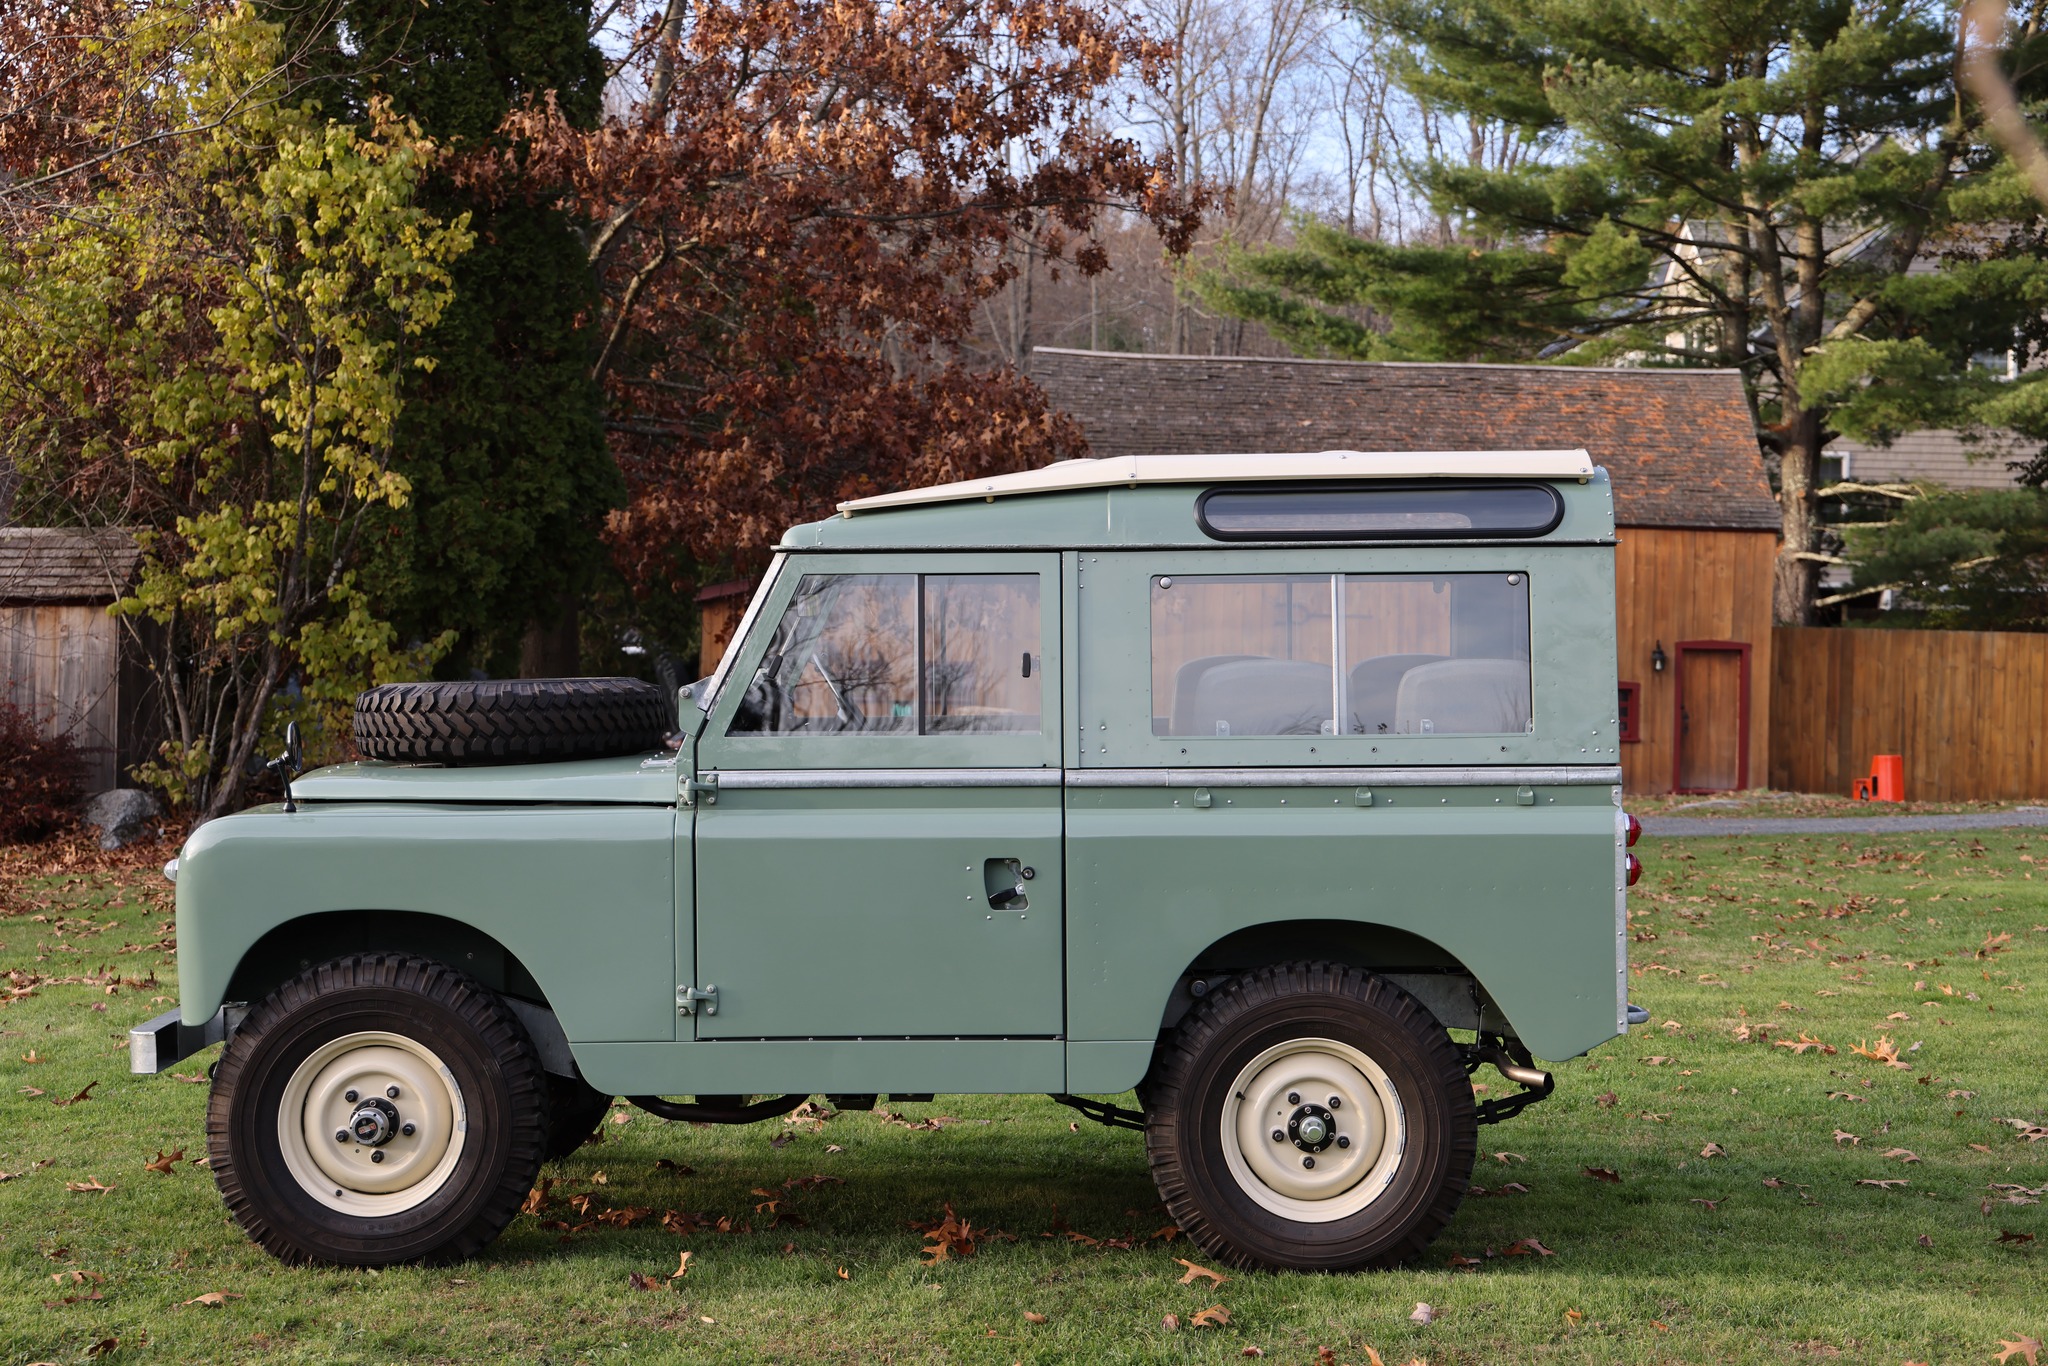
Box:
<box><xmin>479</xmin><ymin>0</ymin><xmax>1207</xmax><ymax>589</ymax></box>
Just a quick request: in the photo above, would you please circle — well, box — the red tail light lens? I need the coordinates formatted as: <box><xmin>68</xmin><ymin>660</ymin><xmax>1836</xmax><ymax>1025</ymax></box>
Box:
<box><xmin>1625</xmin><ymin>852</ymin><xmax>1642</xmax><ymax>887</ymax></box>
<box><xmin>1625</xmin><ymin>813</ymin><xmax>1641</xmax><ymax>847</ymax></box>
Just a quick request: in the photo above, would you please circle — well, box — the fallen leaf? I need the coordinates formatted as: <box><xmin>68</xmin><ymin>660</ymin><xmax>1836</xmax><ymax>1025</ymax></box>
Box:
<box><xmin>1995</xmin><ymin>1337</ymin><xmax>2042</xmax><ymax>1366</ymax></box>
<box><xmin>1241</xmin><ymin>1349</ymin><xmax>1264</xmax><ymax>1358</ymax></box>
<box><xmin>836</xmin><ymin>1266</ymin><xmax>848</xmax><ymax>1279</ymax></box>
<box><xmin>626</xmin><ymin>1272</ymin><xmax>661</xmax><ymax>1292</ymax></box>
<box><xmin>1971</xmin><ymin>1144</ymin><xmax>1994</xmax><ymax>1154</ymax></box>
<box><xmin>1833</xmin><ymin>1130</ymin><xmax>1860</xmax><ymax>1146</ymax></box>
<box><xmin>1564</xmin><ymin>1308</ymin><xmax>1584</xmax><ymax>1326</ymax></box>
<box><xmin>1640</xmin><ymin>1055</ymin><xmax>1673</xmax><ymax>1066</ymax></box>
<box><xmin>1409</xmin><ymin>1301</ymin><xmax>1435</xmax><ymax>1325</ymax></box>
<box><xmin>521</xmin><ymin>1179</ymin><xmax>554</xmax><ymax>1215</ymax></box>
<box><xmin>1447</xmin><ymin>1253</ymin><xmax>1482</xmax><ymax>1269</ymax></box>
<box><xmin>86</xmin><ymin>1338</ymin><xmax>118</xmax><ymax>1358</ymax></box>
<box><xmin>181</xmin><ymin>1291</ymin><xmax>242</xmax><ymax>1307</ymax></box>
<box><xmin>1162</xmin><ymin>1314</ymin><xmax>1181</xmax><ymax>1331</ymax></box>
<box><xmin>171</xmin><ymin>1072</ymin><xmax>207</xmax><ymax>1084</ymax></box>
<box><xmin>143</xmin><ymin>1148</ymin><xmax>184</xmax><ymax>1176</ymax></box>
<box><xmin>1192</xmin><ymin>1304</ymin><xmax>1231</xmax><ymax>1328</ymax></box>
<box><xmin>1856</xmin><ymin>1179</ymin><xmax>1909</xmax><ymax>1189</ymax></box>
<box><xmin>1176</xmin><ymin>1258</ymin><xmax>1227</xmax><ymax>1287</ymax></box>
<box><xmin>652</xmin><ymin>1159</ymin><xmax>694</xmax><ymax>1175</ymax></box>
<box><xmin>1997</xmin><ymin>1230</ymin><xmax>2036</xmax><ymax>1245</ymax></box>
<box><xmin>1507</xmin><ymin>1237</ymin><xmax>1555</xmax><ymax>1256</ymax></box>
<box><xmin>824</xmin><ymin>1144</ymin><xmax>844</xmax><ymax>1154</ymax></box>
<box><xmin>1023</xmin><ymin>1311</ymin><xmax>1047</xmax><ymax>1324</ymax></box>
<box><xmin>1917</xmin><ymin>1233</ymin><xmax>1933</xmax><ymax>1248</ymax></box>
<box><xmin>1493</xmin><ymin>1151</ymin><xmax>1526</xmax><ymax>1163</ymax></box>
<box><xmin>611</xmin><ymin>1110</ymin><xmax>631</xmax><ymax>1125</ymax></box>
<box><xmin>769</xmin><ymin>1132</ymin><xmax>794</xmax><ymax>1149</ymax></box>
<box><xmin>1691</xmin><ymin>1197</ymin><xmax>1723</xmax><ymax>1211</ymax></box>
<box><xmin>1594</xmin><ymin>1091</ymin><xmax>1618</xmax><ymax>1108</ymax></box>
<box><xmin>1774</xmin><ymin>1033</ymin><xmax>1836</xmax><ymax>1056</ymax></box>
<box><xmin>1583</xmin><ymin>1166</ymin><xmax>1622</xmax><ymax>1183</ymax></box>
<box><xmin>670</xmin><ymin>1250</ymin><xmax>692</xmax><ymax>1279</ymax></box>
<box><xmin>1882</xmin><ymin>1148</ymin><xmax>1921</xmax><ymax>1163</ymax></box>
<box><xmin>51</xmin><ymin>1081</ymin><xmax>98</xmax><ymax>1107</ymax></box>
<box><xmin>1700</xmin><ymin>1142</ymin><xmax>1727</xmax><ymax>1158</ymax></box>
<box><xmin>64</xmin><ymin>1179</ymin><xmax>114</xmax><ymax>1194</ymax></box>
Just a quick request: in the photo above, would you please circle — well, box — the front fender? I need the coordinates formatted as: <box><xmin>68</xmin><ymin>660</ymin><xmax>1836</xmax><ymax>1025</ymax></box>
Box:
<box><xmin>175</xmin><ymin>803</ymin><xmax>676</xmax><ymax>1044</ymax></box>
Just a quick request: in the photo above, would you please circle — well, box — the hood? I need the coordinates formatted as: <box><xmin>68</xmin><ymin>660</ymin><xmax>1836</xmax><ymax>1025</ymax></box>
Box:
<box><xmin>292</xmin><ymin>753</ymin><xmax>679</xmax><ymax>805</ymax></box>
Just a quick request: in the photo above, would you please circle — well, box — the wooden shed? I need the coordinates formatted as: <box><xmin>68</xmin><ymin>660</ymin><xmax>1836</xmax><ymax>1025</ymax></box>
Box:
<box><xmin>1030</xmin><ymin>350</ymin><xmax>1783</xmax><ymax>795</ymax></box>
<box><xmin>0</xmin><ymin>528</ymin><xmax>152</xmax><ymax>791</ymax></box>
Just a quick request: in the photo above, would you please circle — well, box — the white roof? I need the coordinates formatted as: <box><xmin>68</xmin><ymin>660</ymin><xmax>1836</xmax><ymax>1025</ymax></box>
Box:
<box><xmin>837</xmin><ymin>450</ymin><xmax>1596</xmax><ymax>515</ymax></box>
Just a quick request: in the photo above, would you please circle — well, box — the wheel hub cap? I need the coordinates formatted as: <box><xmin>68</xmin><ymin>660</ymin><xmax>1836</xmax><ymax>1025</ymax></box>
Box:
<box><xmin>1220</xmin><ymin>1036</ymin><xmax>1407</xmax><ymax>1223</ymax></box>
<box><xmin>277</xmin><ymin>1031</ymin><xmax>468</xmax><ymax>1216</ymax></box>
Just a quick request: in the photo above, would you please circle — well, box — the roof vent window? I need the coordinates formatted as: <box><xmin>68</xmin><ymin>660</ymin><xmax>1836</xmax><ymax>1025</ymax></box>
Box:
<box><xmin>1196</xmin><ymin>483</ymin><xmax>1564</xmax><ymax>541</ymax></box>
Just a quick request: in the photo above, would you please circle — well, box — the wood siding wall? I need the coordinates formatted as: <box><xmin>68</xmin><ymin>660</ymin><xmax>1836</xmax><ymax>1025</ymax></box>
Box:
<box><xmin>1615</xmin><ymin>527</ymin><xmax>1778</xmax><ymax>796</ymax></box>
<box><xmin>1771</xmin><ymin>626</ymin><xmax>2048</xmax><ymax>801</ymax></box>
<box><xmin>1</xmin><ymin>604</ymin><xmax>122</xmax><ymax>790</ymax></box>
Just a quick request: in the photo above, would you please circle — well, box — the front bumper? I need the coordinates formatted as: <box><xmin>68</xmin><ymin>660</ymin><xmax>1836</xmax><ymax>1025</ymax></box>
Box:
<box><xmin>130</xmin><ymin>1005</ymin><xmax>242</xmax><ymax>1075</ymax></box>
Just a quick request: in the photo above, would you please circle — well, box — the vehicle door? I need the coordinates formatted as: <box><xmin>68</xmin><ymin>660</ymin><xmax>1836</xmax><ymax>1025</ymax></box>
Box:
<box><xmin>692</xmin><ymin>553</ymin><xmax>1064</xmax><ymax>1040</ymax></box>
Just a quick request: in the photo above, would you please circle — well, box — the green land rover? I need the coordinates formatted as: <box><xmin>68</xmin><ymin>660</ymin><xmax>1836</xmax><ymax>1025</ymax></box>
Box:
<box><xmin>135</xmin><ymin>450</ymin><xmax>1645</xmax><ymax>1272</ymax></box>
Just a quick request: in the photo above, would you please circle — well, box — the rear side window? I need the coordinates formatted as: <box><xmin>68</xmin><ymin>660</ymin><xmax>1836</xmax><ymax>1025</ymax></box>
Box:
<box><xmin>1150</xmin><ymin>573</ymin><xmax>1531</xmax><ymax>737</ymax></box>
<box><xmin>1197</xmin><ymin>484</ymin><xmax>1562</xmax><ymax>541</ymax></box>
<box><xmin>730</xmin><ymin>572</ymin><xmax>1042</xmax><ymax>735</ymax></box>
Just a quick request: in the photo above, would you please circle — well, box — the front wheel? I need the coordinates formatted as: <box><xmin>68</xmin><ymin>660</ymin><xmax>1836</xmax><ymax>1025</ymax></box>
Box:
<box><xmin>206</xmin><ymin>953</ymin><xmax>547</xmax><ymax>1266</ymax></box>
<box><xmin>1144</xmin><ymin>963</ymin><xmax>1476</xmax><ymax>1271</ymax></box>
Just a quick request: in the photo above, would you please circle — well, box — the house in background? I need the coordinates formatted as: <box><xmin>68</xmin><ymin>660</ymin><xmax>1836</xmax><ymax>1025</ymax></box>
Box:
<box><xmin>0</xmin><ymin>528</ymin><xmax>154</xmax><ymax>790</ymax></box>
<box><xmin>1031</xmin><ymin>349</ymin><xmax>1783</xmax><ymax>795</ymax></box>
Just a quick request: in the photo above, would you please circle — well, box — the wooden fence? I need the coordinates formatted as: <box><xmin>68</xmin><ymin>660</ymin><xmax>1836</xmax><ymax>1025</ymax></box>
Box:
<box><xmin>1770</xmin><ymin>626</ymin><xmax>2048</xmax><ymax>801</ymax></box>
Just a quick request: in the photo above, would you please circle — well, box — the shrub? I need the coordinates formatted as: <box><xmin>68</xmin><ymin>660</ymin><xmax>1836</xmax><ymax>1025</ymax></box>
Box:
<box><xmin>0</xmin><ymin>700</ymin><xmax>86</xmax><ymax>843</ymax></box>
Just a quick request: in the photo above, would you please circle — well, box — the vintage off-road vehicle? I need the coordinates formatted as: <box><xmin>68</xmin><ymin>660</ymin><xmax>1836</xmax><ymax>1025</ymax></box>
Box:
<box><xmin>136</xmin><ymin>450</ymin><xmax>1643</xmax><ymax>1272</ymax></box>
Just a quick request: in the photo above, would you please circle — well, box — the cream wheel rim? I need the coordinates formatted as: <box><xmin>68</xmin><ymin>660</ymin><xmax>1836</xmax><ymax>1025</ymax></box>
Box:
<box><xmin>277</xmin><ymin>1030</ymin><xmax>468</xmax><ymax>1216</ymax></box>
<box><xmin>1219</xmin><ymin>1036</ymin><xmax>1406</xmax><ymax>1223</ymax></box>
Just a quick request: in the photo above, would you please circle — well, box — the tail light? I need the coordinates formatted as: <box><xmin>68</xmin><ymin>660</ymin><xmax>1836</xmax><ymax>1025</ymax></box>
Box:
<box><xmin>1625</xmin><ymin>852</ymin><xmax>1642</xmax><ymax>887</ymax></box>
<box><xmin>1624</xmin><ymin>812</ymin><xmax>1641</xmax><ymax>847</ymax></box>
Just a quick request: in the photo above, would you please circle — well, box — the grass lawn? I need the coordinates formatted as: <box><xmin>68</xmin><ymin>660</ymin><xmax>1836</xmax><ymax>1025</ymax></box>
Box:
<box><xmin>4</xmin><ymin>824</ymin><xmax>2046</xmax><ymax>1365</ymax></box>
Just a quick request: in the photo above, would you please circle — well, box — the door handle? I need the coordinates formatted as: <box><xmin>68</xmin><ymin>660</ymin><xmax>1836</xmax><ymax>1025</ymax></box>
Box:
<box><xmin>982</xmin><ymin>858</ymin><xmax>1030</xmax><ymax>911</ymax></box>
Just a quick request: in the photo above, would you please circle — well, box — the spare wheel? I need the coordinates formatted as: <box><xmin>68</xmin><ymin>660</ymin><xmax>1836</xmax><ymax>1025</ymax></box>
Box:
<box><xmin>352</xmin><ymin>678</ymin><xmax>671</xmax><ymax>766</ymax></box>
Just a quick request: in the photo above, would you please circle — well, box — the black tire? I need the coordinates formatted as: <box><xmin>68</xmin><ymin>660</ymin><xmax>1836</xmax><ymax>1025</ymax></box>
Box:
<box><xmin>541</xmin><ymin>1072</ymin><xmax>615</xmax><ymax>1161</ymax></box>
<box><xmin>1144</xmin><ymin>962</ymin><xmax>1476</xmax><ymax>1272</ymax></box>
<box><xmin>353</xmin><ymin>678</ymin><xmax>671</xmax><ymax>766</ymax></box>
<box><xmin>206</xmin><ymin>953</ymin><xmax>547</xmax><ymax>1266</ymax></box>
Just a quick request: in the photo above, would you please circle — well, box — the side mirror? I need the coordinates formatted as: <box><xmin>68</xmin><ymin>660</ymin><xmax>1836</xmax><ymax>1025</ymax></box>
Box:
<box><xmin>266</xmin><ymin>720</ymin><xmax>305</xmax><ymax>813</ymax></box>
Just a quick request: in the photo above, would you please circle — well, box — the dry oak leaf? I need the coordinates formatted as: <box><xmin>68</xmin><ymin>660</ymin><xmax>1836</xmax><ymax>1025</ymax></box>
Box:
<box><xmin>143</xmin><ymin>1148</ymin><xmax>184</xmax><ymax>1175</ymax></box>
<box><xmin>1639</xmin><ymin>1055</ymin><xmax>1673</xmax><ymax>1066</ymax></box>
<box><xmin>64</xmin><ymin>1179</ymin><xmax>114</xmax><ymax>1194</ymax></box>
<box><xmin>1023</xmin><ymin>1311</ymin><xmax>1048</xmax><ymax>1324</ymax></box>
<box><xmin>1176</xmin><ymin>1258</ymin><xmax>1228</xmax><ymax>1287</ymax></box>
<box><xmin>1583</xmin><ymin>1166</ymin><xmax>1622</xmax><ymax>1184</ymax></box>
<box><xmin>1997</xmin><ymin>1230</ymin><xmax>2036</xmax><ymax>1245</ymax></box>
<box><xmin>1409</xmin><ymin>1301</ymin><xmax>1435</xmax><ymax>1324</ymax></box>
<box><xmin>1506</xmin><ymin>1237</ymin><xmax>1556</xmax><ymax>1256</ymax></box>
<box><xmin>1493</xmin><ymin>1151</ymin><xmax>1527</xmax><ymax>1163</ymax></box>
<box><xmin>1775</xmin><ymin>1033</ymin><xmax>1836</xmax><ymax>1056</ymax></box>
<box><xmin>626</xmin><ymin>1272</ymin><xmax>663</xmax><ymax>1292</ymax></box>
<box><xmin>1856</xmin><ymin>1179</ymin><xmax>1909</xmax><ymax>1189</ymax></box>
<box><xmin>1594</xmin><ymin>1091</ymin><xmax>1618</xmax><ymax>1108</ymax></box>
<box><xmin>1700</xmin><ymin>1142</ymin><xmax>1727</xmax><ymax>1158</ymax></box>
<box><xmin>836</xmin><ymin>1267</ymin><xmax>849</xmax><ymax>1279</ymax></box>
<box><xmin>1833</xmin><ymin>1130</ymin><xmax>1861</xmax><ymax>1146</ymax></box>
<box><xmin>1881</xmin><ymin>1148</ymin><xmax>1921</xmax><ymax>1163</ymax></box>
<box><xmin>1192</xmin><ymin>1304</ymin><xmax>1231</xmax><ymax>1329</ymax></box>
<box><xmin>181</xmin><ymin>1291</ymin><xmax>242</xmax><ymax>1307</ymax></box>
<box><xmin>1161</xmin><ymin>1314</ymin><xmax>1181</xmax><ymax>1331</ymax></box>
<box><xmin>670</xmin><ymin>1250</ymin><xmax>692</xmax><ymax>1279</ymax></box>
<box><xmin>170</xmin><ymin>1072</ymin><xmax>207</xmax><ymax>1084</ymax></box>
<box><xmin>652</xmin><ymin>1158</ymin><xmax>693</xmax><ymax>1174</ymax></box>
<box><xmin>1564</xmin><ymin>1308</ymin><xmax>1584</xmax><ymax>1326</ymax></box>
<box><xmin>51</xmin><ymin>1081</ymin><xmax>98</xmax><ymax>1107</ymax></box>
<box><xmin>1995</xmin><ymin>1338</ymin><xmax>2042</xmax><ymax>1366</ymax></box>
<box><xmin>1241</xmin><ymin>1349</ymin><xmax>1264</xmax><ymax>1358</ymax></box>
<box><xmin>1690</xmin><ymin>1197</ymin><xmax>1724</xmax><ymax>1211</ymax></box>
<box><xmin>86</xmin><ymin>1339</ymin><xmax>118</xmax><ymax>1358</ymax></box>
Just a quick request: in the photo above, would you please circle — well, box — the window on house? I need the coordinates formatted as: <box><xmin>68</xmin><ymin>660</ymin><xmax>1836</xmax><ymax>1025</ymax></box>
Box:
<box><xmin>729</xmin><ymin>573</ymin><xmax>1041</xmax><ymax>735</ymax></box>
<box><xmin>1618</xmin><ymin>681</ymin><xmax>1641</xmax><ymax>743</ymax></box>
<box><xmin>1150</xmin><ymin>572</ymin><xmax>1531</xmax><ymax>737</ymax></box>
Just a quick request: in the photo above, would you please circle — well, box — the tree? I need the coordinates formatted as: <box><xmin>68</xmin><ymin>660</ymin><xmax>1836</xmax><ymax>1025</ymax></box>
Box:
<box><xmin>0</xmin><ymin>4</ymin><xmax>470</xmax><ymax>816</ymax></box>
<box><xmin>257</xmin><ymin>0</ymin><xmax>622</xmax><ymax>677</ymax></box>
<box><xmin>497</xmin><ymin>0</ymin><xmax>1205</xmax><ymax>594</ymax></box>
<box><xmin>1841</xmin><ymin>483</ymin><xmax>2048</xmax><ymax>629</ymax></box>
<box><xmin>1199</xmin><ymin>0</ymin><xmax>2048</xmax><ymax>623</ymax></box>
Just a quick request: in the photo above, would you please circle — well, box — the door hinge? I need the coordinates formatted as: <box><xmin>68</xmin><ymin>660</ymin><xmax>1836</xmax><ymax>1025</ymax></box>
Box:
<box><xmin>676</xmin><ymin>984</ymin><xmax>719</xmax><ymax>1017</ymax></box>
<box><xmin>682</xmin><ymin>774</ymin><xmax>718</xmax><ymax>806</ymax></box>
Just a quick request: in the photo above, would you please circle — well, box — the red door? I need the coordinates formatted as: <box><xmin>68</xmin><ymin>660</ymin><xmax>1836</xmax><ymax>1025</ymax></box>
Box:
<box><xmin>1674</xmin><ymin>641</ymin><xmax>1751</xmax><ymax>793</ymax></box>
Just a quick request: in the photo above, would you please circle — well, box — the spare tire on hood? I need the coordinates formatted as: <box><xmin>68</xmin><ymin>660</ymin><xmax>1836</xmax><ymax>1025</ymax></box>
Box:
<box><xmin>353</xmin><ymin>678</ymin><xmax>673</xmax><ymax>766</ymax></box>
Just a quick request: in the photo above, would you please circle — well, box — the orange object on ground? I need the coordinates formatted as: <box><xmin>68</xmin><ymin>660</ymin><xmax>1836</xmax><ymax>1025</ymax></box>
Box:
<box><xmin>1851</xmin><ymin>754</ymin><xmax>1905</xmax><ymax>802</ymax></box>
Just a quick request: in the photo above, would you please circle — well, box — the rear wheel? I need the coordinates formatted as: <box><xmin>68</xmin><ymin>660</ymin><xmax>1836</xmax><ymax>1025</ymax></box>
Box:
<box><xmin>207</xmin><ymin>953</ymin><xmax>546</xmax><ymax>1266</ymax></box>
<box><xmin>1144</xmin><ymin>962</ymin><xmax>1475</xmax><ymax>1271</ymax></box>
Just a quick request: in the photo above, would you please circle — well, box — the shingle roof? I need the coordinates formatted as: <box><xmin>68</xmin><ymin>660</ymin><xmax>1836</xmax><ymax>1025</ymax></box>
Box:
<box><xmin>1030</xmin><ymin>349</ymin><xmax>1782</xmax><ymax>533</ymax></box>
<box><xmin>0</xmin><ymin>528</ymin><xmax>143</xmax><ymax>604</ymax></box>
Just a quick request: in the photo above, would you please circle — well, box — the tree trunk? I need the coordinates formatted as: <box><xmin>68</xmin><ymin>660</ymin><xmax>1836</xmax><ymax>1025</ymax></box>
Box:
<box><xmin>1773</xmin><ymin>407</ymin><xmax>1823</xmax><ymax>625</ymax></box>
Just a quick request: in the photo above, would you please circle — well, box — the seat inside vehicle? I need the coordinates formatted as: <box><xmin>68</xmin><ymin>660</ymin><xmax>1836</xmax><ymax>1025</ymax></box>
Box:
<box><xmin>1172</xmin><ymin>655</ymin><xmax>1333</xmax><ymax>736</ymax></box>
<box><xmin>1346</xmin><ymin>653</ymin><xmax>1449</xmax><ymax>735</ymax></box>
<box><xmin>1393</xmin><ymin>658</ymin><xmax>1531</xmax><ymax>735</ymax></box>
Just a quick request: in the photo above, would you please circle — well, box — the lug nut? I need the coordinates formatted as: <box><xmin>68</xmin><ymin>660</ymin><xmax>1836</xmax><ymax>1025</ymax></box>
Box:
<box><xmin>371</xmin><ymin>1150</ymin><xmax>385</xmax><ymax>1163</ymax></box>
<box><xmin>335</xmin><ymin>1129</ymin><xmax>349</xmax><ymax>1143</ymax></box>
<box><xmin>386</xmin><ymin>1085</ymin><xmax>400</xmax><ymax>1099</ymax></box>
<box><xmin>1302</xmin><ymin>1156</ymin><xmax>1316</xmax><ymax>1169</ymax></box>
<box><xmin>1336</xmin><ymin>1135</ymin><xmax>1351</xmax><ymax>1149</ymax></box>
<box><xmin>401</xmin><ymin>1123</ymin><xmax>416</xmax><ymax>1137</ymax></box>
<box><xmin>344</xmin><ymin>1089</ymin><xmax>358</xmax><ymax>1103</ymax></box>
<box><xmin>1287</xmin><ymin>1091</ymin><xmax>1300</xmax><ymax>1105</ymax></box>
<box><xmin>1328</xmin><ymin>1096</ymin><xmax>1342</xmax><ymax>1110</ymax></box>
<box><xmin>1271</xmin><ymin>1129</ymin><xmax>1286</xmax><ymax>1143</ymax></box>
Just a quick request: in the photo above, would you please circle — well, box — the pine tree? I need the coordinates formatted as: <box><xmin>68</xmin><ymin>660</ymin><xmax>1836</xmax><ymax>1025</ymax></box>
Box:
<box><xmin>264</xmin><ymin>0</ymin><xmax>621</xmax><ymax>675</ymax></box>
<box><xmin>1201</xmin><ymin>0</ymin><xmax>2048</xmax><ymax>623</ymax></box>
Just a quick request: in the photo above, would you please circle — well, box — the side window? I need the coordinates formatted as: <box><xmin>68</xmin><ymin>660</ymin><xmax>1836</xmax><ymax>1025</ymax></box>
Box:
<box><xmin>1151</xmin><ymin>572</ymin><xmax>1530</xmax><ymax>738</ymax></box>
<box><xmin>731</xmin><ymin>572</ymin><xmax>1041</xmax><ymax>736</ymax></box>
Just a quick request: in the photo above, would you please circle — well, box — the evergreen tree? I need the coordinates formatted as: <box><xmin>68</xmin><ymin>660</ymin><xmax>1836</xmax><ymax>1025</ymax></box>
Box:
<box><xmin>265</xmin><ymin>0</ymin><xmax>621</xmax><ymax>675</ymax></box>
<box><xmin>1200</xmin><ymin>0</ymin><xmax>2048</xmax><ymax>624</ymax></box>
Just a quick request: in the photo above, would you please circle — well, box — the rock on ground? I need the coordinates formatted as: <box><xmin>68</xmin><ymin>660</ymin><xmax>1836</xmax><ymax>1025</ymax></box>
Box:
<box><xmin>82</xmin><ymin>788</ymin><xmax>163</xmax><ymax>850</ymax></box>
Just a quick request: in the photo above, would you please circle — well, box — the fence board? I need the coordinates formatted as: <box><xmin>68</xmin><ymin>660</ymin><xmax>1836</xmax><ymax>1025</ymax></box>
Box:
<box><xmin>1770</xmin><ymin>626</ymin><xmax>2048</xmax><ymax>801</ymax></box>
